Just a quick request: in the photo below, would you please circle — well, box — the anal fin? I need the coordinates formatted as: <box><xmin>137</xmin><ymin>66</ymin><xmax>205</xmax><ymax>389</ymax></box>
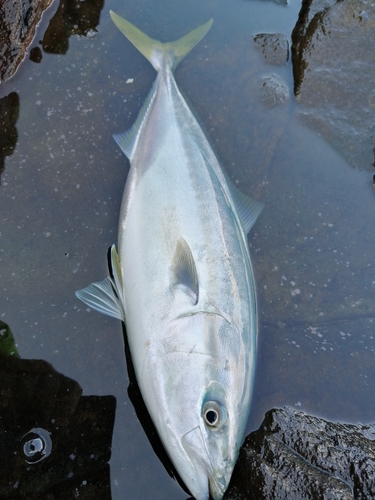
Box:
<box><xmin>228</xmin><ymin>183</ymin><xmax>264</xmax><ymax>234</ymax></box>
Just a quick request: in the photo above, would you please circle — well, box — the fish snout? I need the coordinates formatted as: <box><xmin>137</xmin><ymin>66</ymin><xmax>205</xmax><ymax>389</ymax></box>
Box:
<box><xmin>181</xmin><ymin>426</ymin><xmax>234</xmax><ymax>500</ymax></box>
<box><xmin>209</xmin><ymin>463</ymin><xmax>234</xmax><ymax>500</ymax></box>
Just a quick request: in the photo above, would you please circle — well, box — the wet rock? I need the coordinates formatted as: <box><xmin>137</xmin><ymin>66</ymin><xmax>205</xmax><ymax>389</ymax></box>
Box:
<box><xmin>0</xmin><ymin>92</ymin><xmax>20</xmax><ymax>183</ymax></box>
<box><xmin>291</xmin><ymin>0</ymin><xmax>375</xmax><ymax>170</ymax></box>
<box><xmin>226</xmin><ymin>407</ymin><xmax>375</xmax><ymax>499</ymax></box>
<box><xmin>254</xmin><ymin>33</ymin><xmax>289</xmax><ymax>65</ymax></box>
<box><xmin>293</xmin><ymin>0</ymin><xmax>337</xmax><ymax>38</ymax></box>
<box><xmin>0</xmin><ymin>0</ymin><xmax>53</xmax><ymax>82</ymax></box>
<box><xmin>29</xmin><ymin>46</ymin><xmax>43</xmax><ymax>63</ymax></box>
<box><xmin>261</xmin><ymin>75</ymin><xmax>289</xmax><ymax>107</ymax></box>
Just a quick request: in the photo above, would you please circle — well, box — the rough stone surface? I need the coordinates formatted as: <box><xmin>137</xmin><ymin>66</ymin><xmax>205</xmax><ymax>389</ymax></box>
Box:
<box><xmin>226</xmin><ymin>407</ymin><xmax>375</xmax><ymax>499</ymax></box>
<box><xmin>261</xmin><ymin>75</ymin><xmax>289</xmax><ymax>107</ymax></box>
<box><xmin>0</xmin><ymin>0</ymin><xmax>54</xmax><ymax>82</ymax></box>
<box><xmin>291</xmin><ymin>0</ymin><xmax>375</xmax><ymax>170</ymax></box>
<box><xmin>254</xmin><ymin>33</ymin><xmax>289</xmax><ymax>65</ymax></box>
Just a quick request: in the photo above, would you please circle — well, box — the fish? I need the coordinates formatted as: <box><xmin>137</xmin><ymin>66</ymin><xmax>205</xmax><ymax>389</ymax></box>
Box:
<box><xmin>76</xmin><ymin>11</ymin><xmax>263</xmax><ymax>500</ymax></box>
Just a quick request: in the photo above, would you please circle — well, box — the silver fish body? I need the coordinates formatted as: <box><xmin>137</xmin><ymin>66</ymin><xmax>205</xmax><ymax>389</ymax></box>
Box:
<box><xmin>76</xmin><ymin>12</ymin><xmax>263</xmax><ymax>500</ymax></box>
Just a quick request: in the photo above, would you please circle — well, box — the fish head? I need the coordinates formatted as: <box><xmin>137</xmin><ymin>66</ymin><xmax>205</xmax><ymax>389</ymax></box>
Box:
<box><xmin>147</xmin><ymin>312</ymin><xmax>253</xmax><ymax>500</ymax></box>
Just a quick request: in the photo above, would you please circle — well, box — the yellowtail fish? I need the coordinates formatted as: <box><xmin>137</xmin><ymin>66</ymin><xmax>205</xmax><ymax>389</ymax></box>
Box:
<box><xmin>76</xmin><ymin>11</ymin><xmax>263</xmax><ymax>500</ymax></box>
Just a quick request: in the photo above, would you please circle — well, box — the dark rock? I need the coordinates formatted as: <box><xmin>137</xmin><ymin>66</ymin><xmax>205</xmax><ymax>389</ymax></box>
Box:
<box><xmin>291</xmin><ymin>0</ymin><xmax>375</xmax><ymax>170</ymax></box>
<box><xmin>0</xmin><ymin>92</ymin><xmax>20</xmax><ymax>184</ymax></box>
<box><xmin>0</xmin><ymin>0</ymin><xmax>53</xmax><ymax>82</ymax></box>
<box><xmin>292</xmin><ymin>0</ymin><xmax>337</xmax><ymax>41</ymax></box>
<box><xmin>225</xmin><ymin>407</ymin><xmax>375</xmax><ymax>499</ymax></box>
<box><xmin>254</xmin><ymin>33</ymin><xmax>289</xmax><ymax>65</ymax></box>
<box><xmin>29</xmin><ymin>46</ymin><xmax>43</xmax><ymax>63</ymax></box>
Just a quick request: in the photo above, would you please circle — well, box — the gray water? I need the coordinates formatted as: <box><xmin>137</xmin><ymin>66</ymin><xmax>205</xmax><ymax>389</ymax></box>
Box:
<box><xmin>1</xmin><ymin>0</ymin><xmax>375</xmax><ymax>498</ymax></box>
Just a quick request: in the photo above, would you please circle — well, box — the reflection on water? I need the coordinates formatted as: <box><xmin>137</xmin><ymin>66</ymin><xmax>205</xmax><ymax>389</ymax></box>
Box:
<box><xmin>0</xmin><ymin>322</ymin><xmax>115</xmax><ymax>499</ymax></box>
<box><xmin>0</xmin><ymin>92</ymin><xmax>19</xmax><ymax>184</ymax></box>
<box><xmin>42</xmin><ymin>0</ymin><xmax>105</xmax><ymax>54</ymax></box>
<box><xmin>0</xmin><ymin>0</ymin><xmax>374</xmax><ymax>498</ymax></box>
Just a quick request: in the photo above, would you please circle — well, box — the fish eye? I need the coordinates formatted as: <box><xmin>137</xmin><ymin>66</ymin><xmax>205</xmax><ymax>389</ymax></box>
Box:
<box><xmin>202</xmin><ymin>401</ymin><xmax>227</xmax><ymax>430</ymax></box>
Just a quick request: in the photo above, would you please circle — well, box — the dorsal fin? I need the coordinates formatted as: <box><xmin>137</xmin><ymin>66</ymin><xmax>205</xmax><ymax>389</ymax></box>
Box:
<box><xmin>113</xmin><ymin>80</ymin><xmax>157</xmax><ymax>160</ymax></box>
<box><xmin>170</xmin><ymin>238</ymin><xmax>199</xmax><ymax>305</ymax></box>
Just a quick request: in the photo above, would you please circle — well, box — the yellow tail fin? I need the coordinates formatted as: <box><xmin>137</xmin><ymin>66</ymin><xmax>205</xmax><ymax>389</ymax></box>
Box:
<box><xmin>110</xmin><ymin>11</ymin><xmax>213</xmax><ymax>72</ymax></box>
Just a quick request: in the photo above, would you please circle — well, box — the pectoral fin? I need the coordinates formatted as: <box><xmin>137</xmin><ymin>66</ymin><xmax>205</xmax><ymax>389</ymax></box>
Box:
<box><xmin>75</xmin><ymin>277</ymin><xmax>125</xmax><ymax>321</ymax></box>
<box><xmin>170</xmin><ymin>238</ymin><xmax>199</xmax><ymax>305</ymax></box>
<box><xmin>76</xmin><ymin>244</ymin><xmax>125</xmax><ymax>321</ymax></box>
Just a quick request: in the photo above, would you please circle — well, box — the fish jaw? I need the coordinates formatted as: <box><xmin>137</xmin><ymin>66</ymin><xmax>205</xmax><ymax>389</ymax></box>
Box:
<box><xmin>181</xmin><ymin>425</ymin><xmax>236</xmax><ymax>500</ymax></box>
<box><xmin>180</xmin><ymin>427</ymin><xmax>211</xmax><ymax>499</ymax></box>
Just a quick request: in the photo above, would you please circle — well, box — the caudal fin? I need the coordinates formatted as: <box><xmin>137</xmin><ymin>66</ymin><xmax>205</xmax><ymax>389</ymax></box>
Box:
<box><xmin>109</xmin><ymin>11</ymin><xmax>213</xmax><ymax>72</ymax></box>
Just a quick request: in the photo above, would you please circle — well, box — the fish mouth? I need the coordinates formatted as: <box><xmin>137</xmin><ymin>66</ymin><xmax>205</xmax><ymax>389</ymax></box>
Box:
<box><xmin>181</xmin><ymin>426</ymin><xmax>232</xmax><ymax>500</ymax></box>
<box><xmin>181</xmin><ymin>426</ymin><xmax>210</xmax><ymax>500</ymax></box>
<box><xmin>208</xmin><ymin>456</ymin><xmax>234</xmax><ymax>500</ymax></box>
<box><xmin>208</xmin><ymin>470</ymin><xmax>230</xmax><ymax>500</ymax></box>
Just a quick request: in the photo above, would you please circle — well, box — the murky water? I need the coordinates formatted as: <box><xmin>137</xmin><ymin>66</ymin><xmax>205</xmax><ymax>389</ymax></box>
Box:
<box><xmin>1</xmin><ymin>0</ymin><xmax>374</xmax><ymax>498</ymax></box>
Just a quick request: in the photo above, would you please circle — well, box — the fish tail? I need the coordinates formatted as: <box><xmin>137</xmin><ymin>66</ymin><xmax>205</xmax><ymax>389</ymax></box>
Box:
<box><xmin>109</xmin><ymin>11</ymin><xmax>213</xmax><ymax>72</ymax></box>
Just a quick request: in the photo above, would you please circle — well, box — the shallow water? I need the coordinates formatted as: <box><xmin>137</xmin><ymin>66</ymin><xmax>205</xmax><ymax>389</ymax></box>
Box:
<box><xmin>1</xmin><ymin>0</ymin><xmax>374</xmax><ymax>498</ymax></box>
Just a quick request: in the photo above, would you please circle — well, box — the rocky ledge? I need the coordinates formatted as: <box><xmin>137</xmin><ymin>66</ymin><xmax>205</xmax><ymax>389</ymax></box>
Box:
<box><xmin>226</xmin><ymin>406</ymin><xmax>375</xmax><ymax>499</ymax></box>
<box><xmin>0</xmin><ymin>0</ymin><xmax>53</xmax><ymax>82</ymax></box>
